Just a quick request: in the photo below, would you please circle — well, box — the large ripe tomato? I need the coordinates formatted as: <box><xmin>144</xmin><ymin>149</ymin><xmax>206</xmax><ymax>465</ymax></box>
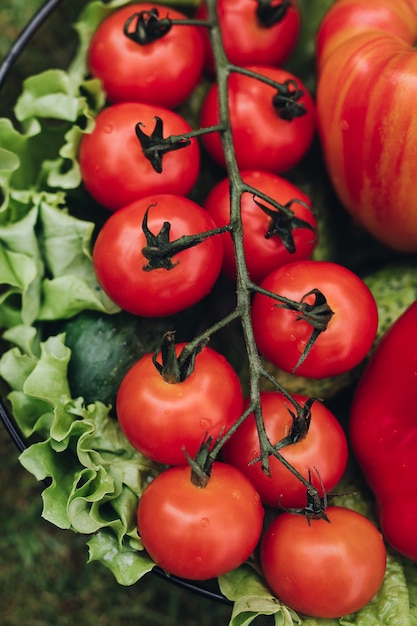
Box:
<box><xmin>260</xmin><ymin>507</ymin><xmax>387</xmax><ymax>618</ymax></box>
<box><xmin>92</xmin><ymin>194</ymin><xmax>223</xmax><ymax>317</ymax></box>
<box><xmin>316</xmin><ymin>0</ymin><xmax>417</xmax><ymax>252</ymax></box>
<box><xmin>78</xmin><ymin>102</ymin><xmax>200</xmax><ymax>211</ymax></box>
<box><xmin>196</xmin><ymin>0</ymin><xmax>300</xmax><ymax>72</ymax></box>
<box><xmin>87</xmin><ymin>3</ymin><xmax>205</xmax><ymax>108</ymax></box>
<box><xmin>221</xmin><ymin>391</ymin><xmax>348</xmax><ymax>508</ymax></box>
<box><xmin>203</xmin><ymin>169</ymin><xmax>317</xmax><ymax>284</ymax></box>
<box><xmin>137</xmin><ymin>462</ymin><xmax>265</xmax><ymax>580</ymax></box>
<box><xmin>350</xmin><ymin>301</ymin><xmax>417</xmax><ymax>562</ymax></box>
<box><xmin>116</xmin><ymin>343</ymin><xmax>244</xmax><ymax>465</ymax></box>
<box><xmin>200</xmin><ymin>65</ymin><xmax>316</xmax><ymax>173</ymax></box>
<box><xmin>251</xmin><ymin>260</ymin><xmax>378</xmax><ymax>378</ymax></box>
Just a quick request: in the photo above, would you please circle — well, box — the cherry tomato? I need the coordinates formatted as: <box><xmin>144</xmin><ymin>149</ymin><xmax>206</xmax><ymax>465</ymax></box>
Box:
<box><xmin>116</xmin><ymin>343</ymin><xmax>244</xmax><ymax>465</ymax></box>
<box><xmin>200</xmin><ymin>65</ymin><xmax>316</xmax><ymax>173</ymax></box>
<box><xmin>78</xmin><ymin>102</ymin><xmax>200</xmax><ymax>212</ymax></box>
<box><xmin>87</xmin><ymin>3</ymin><xmax>205</xmax><ymax>108</ymax></box>
<box><xmin>203</xmin><ymin>169</ymin><xmax>317</xmax><ymax>283</ymax></box>
<box><xmin>137</xmin><ymin>462</ymin><xmax>265</xmax><ymax>580</ymax></box>
<box><xmin>92</xmin><ymin>194</ymin><xmax>223</xmax><ymax>317</ymax></box>
<box><xmin>260</xmin><ymin>507</ymin><xmax>387</xmax><ymax>618</ymax></box>
<box><xmin>196</xmin><ymin>0</ymin><xmax>300</xmax><ymax>73</ymax></box>
<box><xmin>221</xmin><ymin>391</ymin><xmax>348</xmax><ymax>508</ymax></box>
<box><xmin>251</xmin><ymin>260</ymin><xmax>378</xmax><ymax>378</ymax></box>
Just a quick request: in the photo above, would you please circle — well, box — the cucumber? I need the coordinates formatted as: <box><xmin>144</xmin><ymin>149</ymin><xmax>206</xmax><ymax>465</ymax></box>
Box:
<box><xmin>53</xmin><ymin>306</ymin><xmax>202</xmax><ymax>409</ymax></box>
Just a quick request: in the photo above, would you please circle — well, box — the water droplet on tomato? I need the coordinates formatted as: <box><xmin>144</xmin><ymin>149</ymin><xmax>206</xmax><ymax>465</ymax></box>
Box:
<box><xmin>340</xmin><ymin>119</ymin><xmax>349</xmax><ymax>131</ymax></box>
<box><xmin>200</xmin><ymin>517</ymin><xmax>210</xmax><ymax>528</ymax></box>
<box><xmin>297</xmin><ymin>340</ymin><xmax>306</xmax><ymax>353</ymax></box>
<box><xmin>200</xmin><ymin>418</ymin><xmax>211</xmax><ymax>431</ymax></box>
<box><xmin>232</xmin><ymin>489</ymin><xmax>241</xmax><ymax>500</ymax></box>
<box><xmin>103</xmin><ymin>124</ymin><xmax>113</xmax><ymax>134</ymax></box>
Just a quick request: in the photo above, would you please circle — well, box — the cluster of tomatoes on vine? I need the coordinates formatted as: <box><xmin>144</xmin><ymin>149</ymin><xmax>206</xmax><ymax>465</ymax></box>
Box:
<box><xmin>77</xmin><ymin>0</ymin><xmax>387</xmax><ymax>618</ymax></box>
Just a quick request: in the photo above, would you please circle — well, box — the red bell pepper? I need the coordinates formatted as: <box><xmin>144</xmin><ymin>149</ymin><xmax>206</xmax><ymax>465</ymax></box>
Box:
<box><xmin>350</xmin><ymin>300</ymin><xmax>417</xmax><ymax>562</ymax></box>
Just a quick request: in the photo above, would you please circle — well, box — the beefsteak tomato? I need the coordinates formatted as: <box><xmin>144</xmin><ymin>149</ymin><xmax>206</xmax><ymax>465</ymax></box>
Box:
<box><xmin>316</xmin><ymin>0</ymin><xmax>417</xmax><ymax>252</ymax></box>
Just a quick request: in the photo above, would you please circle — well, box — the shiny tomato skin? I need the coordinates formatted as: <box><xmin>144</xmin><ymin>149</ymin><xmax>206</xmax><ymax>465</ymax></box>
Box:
<box><xmin>251</xmin><ymin>260</ymin><xmax>378</xmax><ymax>378</ymax></box>
<box><xmin>92</xmin><ymin>194</ymin><xmax>223</xmax><ymax>317</ymax></box>
<box><xmin>78</xmin><ymin>102</ymin><xmax>200</xmax><ymax>212</ymax></box>
<box><xmin>316</xmin><ymin>0</ymin><xmax>417</xmax><ymax>72</ymax></box>
<box><xmin>203</xmin><ymin>170</ymin><xmax>317</xmax><ymax>284</ymax></box>
<box><xmin>260</xmin><ymin>507</ymin><xmax>386</xmax><ymax>618</ymax></box>
<box><xmin>87</xmin><ymin>3</ymin><xmax>205</xmax><ymax>108</ymax></box>
<box><xmin>137</xmin><ymin>462</ymin><xmax>265</xmax><ymax>580</ymax></box>
<box><xmin>200</xmin><ymin>65</ymin><xmax>316</xmax><ymax>173</ymax></box>
<box><xmin>221</xmin><ymin>391</ymin><xmax>348</xmax><ymax>508</ymax></box>
<box><xmin>317</xmin><ymin>0</ymin><xmax>417</xmax><ymax>251</ymax></box>
<box><xmin>196</xmin><ymin>0</ymin><xmax>300</xmax><ymax>72</ymax></box>
<box><xmin>349</xmin><ymin>301</ymin><xmax>417</xmax><ymax>561</ymax></box>
<box><xmin>116</xmin><ymin>343</ymin><xmax>244</xmax><ymax>465</ymax></box>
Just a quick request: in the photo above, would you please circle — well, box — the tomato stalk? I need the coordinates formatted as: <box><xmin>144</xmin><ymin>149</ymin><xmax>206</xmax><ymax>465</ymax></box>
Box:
<box><xmin>151</xmin><ymin>331</ymin><xmax>209</xmax><ymax>383</ymax></box>
<box><xmin>141</xmin><ymin>204</ymin><xmax>233</xmax><ymax>271</ymax></box>
<box><xmin>123</xmin><ymin>8</ymin><xmax>211</xmax><ymax>45</ymax></box>
<box><xmin>188</xmin><ymin>0</ymin><xmax>322</xmax><ymax>503</ymax></box>
<box><xmin>251</xmin><ymin>195</ymin><xmax>316</xmax><ymax>253</ymax></box>
<box><xmin>135</xmin><ymin>116</ymin><xmax>225</xmax><ymax>173</ymax></box>
<box><xmin>230</xmin><ymin>66</ymin><xmax>307</xmax><ymax>120</ymax></box>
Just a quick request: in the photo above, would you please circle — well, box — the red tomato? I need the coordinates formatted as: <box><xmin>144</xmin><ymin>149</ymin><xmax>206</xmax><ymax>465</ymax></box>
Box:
<box><xmin>78</xmin><ymin>102</ymin><xmax>200</xmax><ymax>211</ymax></box>
<box><xmin>316</xmin><ymin>0</ymin><xmax>417</xmax><ymax>251</ymax></box>
<box><xmin>196</xmin><ymin>0</ymin><xmax>300</xmax><ymax>72</ymax></box>
<box><xmin>203</xmin><ymin>169</ymin><xmax>317</xmax><ymax>283</ymax></box>
<box><xmin>350</xmin><ymin>301</ymin><xmax>417</xmax><ymax>561</ymax></box>
<box><xmin>87</xmin><ymin>3</ymin><xmax>205</xmax><ymax>108</ymax></box>
<box><xmin>251</xmin><ymin>260</ymin><xmax>378</xmax><ymax>378</ymax></box>
<box><xmin>200</xmin><ymin>65</ymin><xmax>316</xmax><ymax>173</ymax></box>
<box><xmin>221</xmin><ymin>391</ymin><xmax>348</xmax><ymax>508</ymax></box>
<box><xmin>92</xmin><ymin>194</ymin><xmax>223</xmax><ymax>316</ymax></box>
<box><xmin>137</xmin><ymin>462</ymin><xmax>265</xmax><ymax>580</ymax></box>
<box><xmin>116</xmin><ymin>343</ymin><xmax>244</xmax><ymax>465</ymax></box>
<box><xmin>260</xmin><ymin>507</ymin><xmax>387</xmax><ymax>618</ymax></box>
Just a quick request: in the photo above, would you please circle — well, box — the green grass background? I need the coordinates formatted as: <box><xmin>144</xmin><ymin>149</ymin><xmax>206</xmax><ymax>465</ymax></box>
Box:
<box><xmin>0</xmin><ymin>2</ymin><xmax>247</xmax><ymax>624</ymax></box>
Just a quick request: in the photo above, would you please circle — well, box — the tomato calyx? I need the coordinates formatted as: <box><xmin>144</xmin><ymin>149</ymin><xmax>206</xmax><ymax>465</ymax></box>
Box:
<box><xmin>275</xmin><ymin>397</ymin><xmax>316</xmax><ymax>449</ymax></box>
<box><xmin>252</xmin><ymin>195</ymin><xmax>316</xmax><ymax>253</ymax></box>
<box><xmin>283</xmin><ymin>468</ymin><xmax>331</xmax><ymax>524</ymax></box>
<box><xmin>152</xmin><ymin>331</ymin><xmax>209</xmax><ymax>383</ymax></box>
<box><xmin>232</xmin><ymin>68</ymin><xmax>306</xmax><ymax>121</ymax></box>
<box><xmin>186</xmin><ymin>435</ymin><xmax>215</xmax><ymax>488</ymax></box>
<box><xmin>271</xmin><ymin>79</ymin><xmax>306</xmax><ymax>121</ymax></box>
<box><xmin>123</xmin><ymin>8</ymin><xmax>210</xmax><ymax>45</ymax></box>
<box><xmin>279</xmin><ymin>288</ymin><xmax>334</xmax><ymax>372</ymax></box>
<box><xmin>141</xmin><ymin>204</ymin><xmax>232</xmax><ymax>271</ymax></box>
<box><xmin>255</xmin><ymin>0</ymin><xmax>292</xmax><ymax>28</ymax></box>
<box><xmin>135</xmin><ymin>117</ymin><xmax>225</xmax><ymax>173</ymax></box>
<box><xmin>135</xmin><ymin>117</ymin><xmax>191</xmax><ymax>173</ymax></box>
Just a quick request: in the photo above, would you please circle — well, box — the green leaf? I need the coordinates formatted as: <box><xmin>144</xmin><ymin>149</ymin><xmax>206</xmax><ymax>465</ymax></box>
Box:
<box><xmin>219</xmin><ymin>565</ymin><xmax>301</xmax><ymax>626</ymax></box>
<box><xmin>87</xmin><ymin>529</ymin><xmax>155</xmax><ymax>586</ymax></box>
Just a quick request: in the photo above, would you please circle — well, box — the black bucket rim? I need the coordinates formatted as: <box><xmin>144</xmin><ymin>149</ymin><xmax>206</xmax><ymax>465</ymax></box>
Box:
<box><xmin>0</xmin><ymin>0</ymin><xmax>231</xmax><ymax>607</ymax></box>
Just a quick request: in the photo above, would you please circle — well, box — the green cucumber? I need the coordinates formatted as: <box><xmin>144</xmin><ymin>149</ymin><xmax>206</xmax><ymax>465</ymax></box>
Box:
<box><xmin>52</xmin><ymin>306</ymin><xmax>202</xmax><ymax>409</ymax></box>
